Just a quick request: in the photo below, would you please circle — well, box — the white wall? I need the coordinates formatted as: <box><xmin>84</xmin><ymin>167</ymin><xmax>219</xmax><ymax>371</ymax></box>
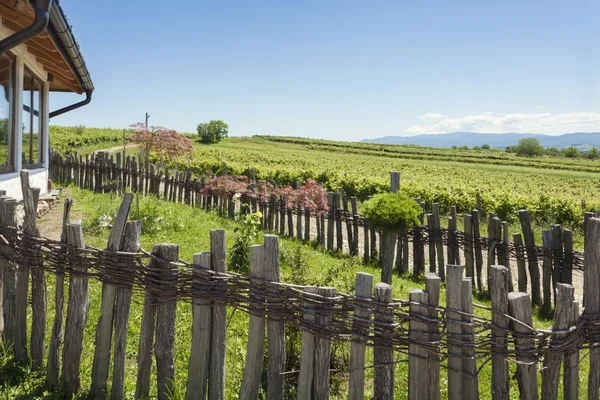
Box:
<box><xmin>0</xmin><ymin>26</ymin><xmax>51</xmax><ymax>200</ymax></box>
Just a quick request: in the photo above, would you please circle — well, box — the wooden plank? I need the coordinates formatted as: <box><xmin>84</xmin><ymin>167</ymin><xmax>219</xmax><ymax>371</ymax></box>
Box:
<box><xmin>542</xmin><ymin>230</ymin><xmax>552</xmax><ymax>313</ymax></box>
<box><xmin>351</xmin><ymin>197</ymin><xmax>359</xmax><ymax>256</ymax></box>
<box><xmin>297</xmin><ymin>286</ymin><xmax>318</xmax><ymax>400</ymax></box>
<box><xmin>0</xmin><ymin>198</ymin><xmax>17</xmax><ymax>350</ymax></box>
<box><xmin>426</xmin><ymin>273</ymin><xmax>441</xmax><ymax>400</ymax></box>
<box><xmin>514</xmin><ymin>233</ymin><xmax>528</xmax><ymax>292</ymax></box>
<box><xmin>552</xmin><ymin>224</ymin><xmax>563</xmax><ymax>293</ymax></box>
<box><xmin>490</xmin><ymin>265</ymin><xmax>509</xmax><ymax>400</ymax></box>
<box><xmin>90</xmin><ymin>193</ymin><xmax>133</xmax><ymax>399</ymax></box>
<box><xmin>542</xmin><ymin>283</ymin><xmax>574</xmax><ymax>400</ymax></box>
<box><xmin>461</xmin><ymin>278</ymin><xmax>479</xmax><ymax>400</ymax></box>
<box><xmin>564</xmin><ymin>300</ymin><xmax>580</xmax><ymax>400</ymax></box>
<box><xmin>373</xmin><ymin>282</ymin><xmax>394</xmax><ymax>400</ymax></box>
<box><xmin>508</xmin><ymin>292</ymin><xmax>538</xmax><ymax>400</ymax></box>
<box><xmin>155</xmin><ymin>244</ymin><xmax>179</xmax><ymax>400</ymax></box>
<box><xmin>450</xmin><ymin>206</ymin><xmax>461</xmax><ymax>265</ymax></box>
<box><xmin>60</xmin><ymin>221</ymin><xmax>88</xmax><ymax>396</ymax></box>
<box><xmin>186</xmin><ymin>252</ymin><xmax>212</xmax><ymax>400</ymax></box>
<box><xmin>348</xmin><ymin>273</ymin><xmax>373</xmax><ymax>400</ymax></box>
<box><xmin>380</xmin><ymin>231</ymin><xmax>397</xmax><ymax>284</ymax></box>
<box><xmin>428</xmin><ymin>213</ymin><xmax>437</xmax><ymax>273</ymax></box>
<box><xmin>502</xmin><ymin>221</ymin><xmax>513</xmax><ymax>292</ymax></box>
<box><xmin>111</xmin><ymin>221</ymin><xmax>142</xmax><ymax>400</ymax></box>
<box><xmin>446</xmin><ymin>264</ymin><xmax>464</xmax><ymax>400</ymax></box>
<box><xmin>471</xmin><ymin>209</ymin><xmax>483</xmax><ymax>290</ymax></box>
<box><xmin>313</xmin><ymin>286</ymin><xmax>336</xmax><ymax>400</ymax></box>
<box><xmin>46</xmin><ymin>198</ymin><xmax>72</xmax><ymax>389</ymax></box>
<box><xmin>135</xmin><ymin>245</ymin><xmax>160</xmax><ymax>399</ymax></box>
<box><xmin>562</xmin><ymin>230</ymin><xmax>573</xmax><ymax>285</ymax></box>
<box><xmin>341</xmin><ymin>189</ymin><xmax>353</xmax><ymax>253</ymax></box>
<box><xmin>432</xmin><ymin>204</ymin><xmax>444</xmax><ymax>280</ymax></box>
<box><xmin>409</xmin><ymin>289</ymin><xmax>429</xmax><ymax>400</ymax></box>
<box><xmin>327</xmin><ymin>192</ymin><xmax>334</xmax><ymax>250</ymax></box>
<box><xmin>20</xmin><ymin>171</ymin><xmax>45</xmax><ymax>368</ymax></box>
<box><xmin>519</xmin><ymin>210</ymin><xmax>541</xmax><ymax>306</ymax></box>
<box><xmin>239</xmin><ymin>246</ymin><xmax>266</xmax><ymax>400</ymax></box>
<box><xmin>464</xmin><ymin>214</ymin><xmax>474</xmax><ymax>282</ymax></box>
<box><xmin>264</xmin><ymin>234</ymin><xmax>285</xmax><ymax>400</ymax></box>
<box><xmin>210</xmin><ymin>230</ymin><xmax>227</xmax><ymax>400</ymax></box>
<box><xmin>390</xmin><ymin>171</ymin><xmax>400</xmax><ymax>193</ymax></box>
<box><xmin>584</xmin><ymin>217</ymin><xmax>600</xmax><ymax>399</ymax></box>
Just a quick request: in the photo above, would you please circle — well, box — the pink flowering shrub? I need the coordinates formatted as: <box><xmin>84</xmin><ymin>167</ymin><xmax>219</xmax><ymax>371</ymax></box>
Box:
<box><xmin>129</xmin><ymin>122</ymin><xmax>193</xmax><ymax>165</ymax></box>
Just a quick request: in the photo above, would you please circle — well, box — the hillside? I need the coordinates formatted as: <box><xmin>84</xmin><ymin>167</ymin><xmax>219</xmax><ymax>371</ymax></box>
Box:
<box><xmin>362</xmin><ymin>132</ymin><xmax>600</xmax><ymax>149</ymax></box>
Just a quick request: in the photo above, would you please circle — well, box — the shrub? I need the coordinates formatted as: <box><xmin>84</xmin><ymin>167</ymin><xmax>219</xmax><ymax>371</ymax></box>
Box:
<box><xmin>481</xmin><ymin>144</ymin><xmax>491</xmax><ymax>150</ymax></box>
<box><xmin>129</xmin><ymin>122</ymin><xmax>193</xmax><ymax>166</ymax></box>
<box><xmin>563</xmin><ymin>146</ymin><xmax>580</xmax><ymax>158</ymax></box>
<box><xmin>229</xmin><ymin>210</ymin><xmax>262</xmax><ymax>274</ymax></box>
<box><xmin>197</xmin><ymin>120</ymin><xmax>229</xmax><ymax>144</ymax></box>
<box><xmin>362</xmin><ymin>192</ymin><xmax>421</xmax><ymax>233</ymax></box>
<box><xmin>515</xmin><ymin>138</ymin><xmax>544</xmax><ymax>157</ymax></box>
<box><xmin>589</xmin><ymin>147</ymin><xmax>599</xmax><ymax>159</ymax></box>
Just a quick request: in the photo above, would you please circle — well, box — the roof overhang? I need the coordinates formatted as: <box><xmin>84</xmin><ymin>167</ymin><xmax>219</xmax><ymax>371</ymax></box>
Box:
<box><xmin>0</xmin><ymin>0</ymin><xmax>93</xmax><ymax>94</ymax></box>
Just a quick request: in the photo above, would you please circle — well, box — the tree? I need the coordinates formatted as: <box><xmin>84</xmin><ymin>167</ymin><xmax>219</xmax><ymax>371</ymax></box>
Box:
<box><xmin>129</xmin><ymin>122</ymin><xmax>193</xmax><ymax>166</ymax></box>
<box><xmin>197</xmin><ymin>120</ymin><xmax>229</xmax><ymax>144</ymax></box>
<box><xmin>563</xmin><ymin>146</ymin><xmax>580</xmax><ymax>158</ymax></box>
<box><xmin>472</xmin><ymin>146</ymin><xmax>481</xmax><ymax>151</ymax></box>
<box><xmin>589</xmin><ymin>147</ymin><xmax>599</xmax><ymax>159</ymax></box>
<box><xmin>546</xmin><ymin>147</ymin><xmax>560</xmax><ymax>157</ymax></box>
<box><xmin>515</xmin><ymin>138</ymin><xmax>544</xmax><ymax>157</ymax></box>
<box><xmin>481</xmin><ymin>144</ymin><xmax>491</xmax><ymax>150</ymax></box>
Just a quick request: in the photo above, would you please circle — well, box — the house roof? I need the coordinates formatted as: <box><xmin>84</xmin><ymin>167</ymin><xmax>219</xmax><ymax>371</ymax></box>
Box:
<box><xmin>0</xmin><ymin>0</ymin><xmax>93</xmax><ymax>94</ymax></box>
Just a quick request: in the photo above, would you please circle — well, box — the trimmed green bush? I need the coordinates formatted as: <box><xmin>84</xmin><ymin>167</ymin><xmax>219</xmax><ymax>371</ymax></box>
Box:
<box><xmin>363</xmin><ymin>192</ymin><xmax>421</xmax><ymax>233</ymax></box>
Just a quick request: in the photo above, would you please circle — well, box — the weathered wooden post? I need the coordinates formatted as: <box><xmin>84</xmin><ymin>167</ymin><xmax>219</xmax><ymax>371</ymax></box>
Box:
<box><xmin>239</xmin><ymin>245</ymin><xmax>266</xmax><ymax>400</ymax></box>
<box><xmin>0</xmin><ymin>196</ymin><xmax>17</xmax><ymax>349</ymax></box>
<box><xmin>514</xmin><ymin>233</ymin><xmax>528</xmax><ymax>292</ymax></box>
<box><xmin>313</xmin><ymin>287</ymin><xmax>336</xmax><ymax>400</ymax></box>
<box><xmin>542</xmin><ymin>230</ymin><xmax>552</xmax><ymax>313</ymax></box>
<box><xmin>60</xmin><ymin>220</ymin><xmax>88</xmax><ymax>395</ymax></box>
<box><xmin>584</xmin><ymin>217</ymin><xmax>600</xmax><ymax>399</ymax></box>
<box><xmin>426</xmin><ymin>273</ymin><xmax>441</xmax><ymax>400</ymax></box>
<box><xmin>348</xmin><ymin>273</ymin><xmax>373</xmax><ymax>400</ymax></box>
<box><xmin>297</xmin><ymin>286</ymin><xmax>318</xmax><ymax>400</ymax></box>
<box><xmin>111</xmin><ymin>221</ymin><xmax>142</xmax><ymax>400</ymax></box>
<box><xmin>373</xmin><ymin>282</ymin><xmax>394</xmax><ymax>400</ymax></box>
<box><xmin>186</xmin><ymin>252</ymin><xmax>212</xmax><ymax>400</ymax></box>
<box><xmin>508</xmin><ymin>292</ymin><xmax>538</xmax><ymax>400</ymax></box>
<box><xmin>519</xmin><ymin>210</ymin><xmax>541</xmax><ymax>306</ymax></box>
<box><xmin>210</xmin><ymin>230</ymin><xmax>227</xmax><ymax>400</ymax></box>
<box><xmin>446</xmin><ymin>264</ymin><xmax>464</xmax><ymax>400</ymax></box>
<box><xmin>461</xmin><ymin>278</ymin><xmax>478</xmax><ymax>400</ymax></box>
<box><xmin>471</xmin><ymin>209</ymin><xmax>483</xmax><ymax>290</ymax></box>
<box><xmin>490</xmin><ymin>265</ymin><xmax>509</xmax><ymax>400</ymax></box>
<box><xmin>463</xmin><ymin>214</ymin><xmax>474</xmax><ymax>282</ymax></box>
<box><xmin>409</xmin><ymin>289</ymin><xmax>429</xmax><ymax>400</ymax></box>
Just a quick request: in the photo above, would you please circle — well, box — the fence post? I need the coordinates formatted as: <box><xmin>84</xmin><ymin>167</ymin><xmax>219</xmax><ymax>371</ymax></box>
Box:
<box><xmin>0</xmin><ymin>197</ymin><xmax>17</xmax><ymax>349</ymax></box>
<box><xmin>46</xmin><ymin>198</ymin><xmax>72</xmax><ymax>389</ymax></box>
<box><xmin>461</xmin><ymin>278</ymin><xmax>478</xmax><ymax>399</ymax></box>
<box><xmin>154</xmin><ymin>244</ymin><xmax>179</xmax><ymax>400</ymax></box>
<box><xmin>380</xmin><ymin>230</ymin><xmax>397</xmax><ymax>284</ymax></box>
<box><xmin>60</xmin><ymin>220</ymin><xmax>88</xmax><ymax>396</ymax></box>
<box><xmin>564</xmin><ymin>300</ymin><xmax>579</xmax><ymax>400</ymax></box>
<box><xmin>313</xmin><ymin>286</ymin><xmax>336</xmax><ymax>400</ymax></box>
<box><xmin>239</xmin><ymin>245</ymin><xmax>266</xmax><ymax>400</ymax></box>
<box><xmin>464</xmin><ymin>214</ymin><xmax>474</xmax><ymax>282</ymax></box>
<box><xmin>265</xmin><ymin>234</ymin><xmax>285</xmax><ymax>400</ymax></box>
<box><xmin>446</xmin><ymin>264</ymin><xmax>463</xmax><ymax>400</ymax></box>
<box><xmin>508</xmin><ymin>292</ymin><xmax>538</xmax><ymax>400</ymax></box>
<box><xmin>519</xmin><ymin>210</ymin><xmax>541</xmax><ymax>306</ymax></box>
<box><xmin>433</xmin><ymin>203</ymin><xmax>445</xmax><ymax>281</ymax></box>
<box><xmin>342</xmin><ymin>190</ymin><xmax>353</xmax><ymax>254</ymax></box>
<box><xmin>210</xmin><ymin>229</ymin><xmax>227</xmax><ymax>400</ymax></box>
<box><xmin>348</xmin><ymin>272</ymin><xmax>373</xmax><ymax>400</ymax></box>
<box><xmin>111</xmin><ymin>221</ymin><xmax>142</xmax><ymax>400</ymax></box>
<box><xmin>19</xmin><ymin>170</ymin><xmax>43</xmax><ymax>367</ymax></box>
<box><xmin>334</xmin><ymin>192</ymin><xmax>343</xmax><ymax>251</ymax></box>
<box><xmin>542</xmin><ymin>283</ymin><xmax>574</xmax><ymax>400</ymax></box>
<box><xmin>408</xmin><ymin>289</ymin><xmax>429</xmax><ymax>400</ymax></box>
<box><xmin>514</xmin><ymin>233</ymin><xmax>527</xmax><ymax>292</ymax></box>
<box><xmin>297</xmin><ymin>286</ymin><xmax>318</xmax><ymax>400</ymax></box>
<box><xmin>471</xmin><ymin>209</ymin><xmax>482</xmax><ymax>290</ymax></box>
<box><xmin>373</xmin><ymin>282</ymin><xmax>394</xmax><ymax>400</ymax></box>
<box><xmin>427</xmin><ymin>213</ymin><xmax>436</xmax><ymax>273</ymax></box>
<box><xmin>186</xmin><ymin>252</ymin><xmax>212</xmax><ymax>400</ymax></box>
<box><xmin>426</xmin><ymin>273</ymin><xmax>441</xmax><ymax>400</ymax></box>
<box><xmin>584</xmin><ymin>217</ymin><xmax>600</xmax><ymax>398</ymax></box>
<box><xmin>327</xmin><ymin>192</ymin><xmax>334</xmax><ymax>250</ymax></box>
<box><xmin>542</xmin><ymin>230</ymin><xmax>552</xmax><ymax>313</ymax></box>
<box><xmin>562</xmin><ymin>230</ymin><xmax>573</xmax><ymax>285</ymax></box>
<box><xmin>552</xmin><ymin>225</ymin><xmax>563</xmax><ymax>292</ymax></box>
<box><xmin>490</xmin><ymin>265</ymin><xmax>509</xmax><ymax>400</ymax></box>
<box><xmin>91</xmin><ymin>193</ymin><xmax>133</xmax><ymax>399</ymax></box>
<box><xmin>135</xmin><ymin>245</ymin><xmax>160</xmax><ymax>399</ymax></box>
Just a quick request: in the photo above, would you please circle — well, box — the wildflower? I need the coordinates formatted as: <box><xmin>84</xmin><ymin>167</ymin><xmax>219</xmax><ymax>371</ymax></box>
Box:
<box><xmin>255</xmin><ymin>211</ymin><xmax>263</xmax><ymax>218</ymax></box>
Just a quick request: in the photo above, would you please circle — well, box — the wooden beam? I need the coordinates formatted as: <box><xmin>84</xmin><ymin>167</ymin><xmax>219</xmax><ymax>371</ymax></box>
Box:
<box><xmin>47</xmin><ymin>72</ymin><xmax>81</xmax><ymax>94</ymax></box>
<box><xmin>27</xmin><ymin>45</ymin><xmax>69</xmax><ymax>70</ymax></box>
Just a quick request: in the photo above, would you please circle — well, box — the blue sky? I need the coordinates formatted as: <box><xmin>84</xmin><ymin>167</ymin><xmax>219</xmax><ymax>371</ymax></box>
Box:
<box><xmin>50</xmin><ymin>0</ymin><xmax>600</xmax><ymax>141</ymax></box>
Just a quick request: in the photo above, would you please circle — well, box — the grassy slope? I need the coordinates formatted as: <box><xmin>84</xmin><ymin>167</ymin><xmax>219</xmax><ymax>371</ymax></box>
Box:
<box><xmin>1</xmin><ymin>186</ymin><xmax>589</xmax><ymax>399</ymax></box>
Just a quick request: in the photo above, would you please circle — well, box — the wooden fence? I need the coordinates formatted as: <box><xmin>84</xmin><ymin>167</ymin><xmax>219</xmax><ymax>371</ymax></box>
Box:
<box><xmin>1</xmin><ymin>170</ymin><xmax>600</xmax><ymax>399</ymax></box>
<box><xmin>50</xmin><ymin>151</ymin><xmax>586</xmax><ymax>308</ymax></box>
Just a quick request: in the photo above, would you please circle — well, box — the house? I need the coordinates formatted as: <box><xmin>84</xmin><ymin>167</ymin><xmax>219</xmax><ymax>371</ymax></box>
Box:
<box><xmin>0</xmin><ymin>0</ymin><xmax>93</xmax><ymax>200</ymax></box>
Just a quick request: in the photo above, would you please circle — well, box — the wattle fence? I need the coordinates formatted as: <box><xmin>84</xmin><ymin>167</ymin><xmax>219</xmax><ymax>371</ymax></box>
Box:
<box><xmin>50</xmin><ymin>151</ymin><xmax>588</xmax><ymax>309</ymax></box>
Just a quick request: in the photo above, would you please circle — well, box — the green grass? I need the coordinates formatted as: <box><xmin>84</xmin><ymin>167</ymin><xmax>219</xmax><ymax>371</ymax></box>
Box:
<box><xmin>1</xmin><ymin>186</ymin><xmax>590</xmax><ymax>399</ymax></box>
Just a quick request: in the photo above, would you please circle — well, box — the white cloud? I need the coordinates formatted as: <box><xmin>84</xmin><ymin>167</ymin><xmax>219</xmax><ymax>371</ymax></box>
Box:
<box><xmin>417</xmin><ymin>113</ymin><xmax>447</xmax><ymax>121</ymax></box>
<box><xmin>535</xmin><ymin>106</ymin><xmax>545</xmax><ymax>109</ymax></box>
<box><xmin>406</xmin><ymin>112</ymin><xmax>600</xmax><ymax>135</ymax></box>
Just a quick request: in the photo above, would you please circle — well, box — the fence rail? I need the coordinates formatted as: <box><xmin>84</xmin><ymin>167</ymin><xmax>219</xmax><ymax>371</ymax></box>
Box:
<box><xmin>1</xmin><ymin>170</ymin><xmax>599</xmax><ymax>399</ymax></box>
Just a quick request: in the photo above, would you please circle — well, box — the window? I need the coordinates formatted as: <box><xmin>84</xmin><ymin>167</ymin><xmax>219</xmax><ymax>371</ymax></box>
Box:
<box><xmin>22</xmin><ymin>68</ymin><xmax>43</xmax><ymax>168</ymax></box>
<box><xmin>0</xmin><ymin>53</ymin><xmax>14</xmax><ymax>173</ymax></box>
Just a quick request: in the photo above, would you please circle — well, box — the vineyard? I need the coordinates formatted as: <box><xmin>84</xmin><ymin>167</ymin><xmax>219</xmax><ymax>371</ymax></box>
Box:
<box><xmin>49</xmin><ymin>126</ymin><xmax>600</xmax><ymax>229</ymax></box>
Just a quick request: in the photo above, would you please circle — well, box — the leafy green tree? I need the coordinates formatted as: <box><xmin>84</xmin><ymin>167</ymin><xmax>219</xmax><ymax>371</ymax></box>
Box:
<box><xmin>473</xmin><ymin>146</ymin><xmax>481</xmax><ymax>151</ymax></box>
<box><xmin>588</xmin><ymin>147</ymin><xmax>599</xmax><ymax>159</ymax></box>
<box><xmin>546</xmin><ymin>147</ymin><xmax>561</xmax><ymax>157</ymax></box>
<box><xmin>481</xmin><ymin>144</ymin><xmax>491</xmax><ymax>150</ymax></box>
<box><xmin>515</xmin><ymin>138</ymin><xmax>544</xmax><ymax>157</ymax></box>
<box><xmin>197</xmin><ymin>120</ymin><xmax>229</xmax><ymax>144</ymax></box>
<box><xmin>563</xmin><ymin>146</ymin><xmax>580</xmax><ymax>158</ymax></box>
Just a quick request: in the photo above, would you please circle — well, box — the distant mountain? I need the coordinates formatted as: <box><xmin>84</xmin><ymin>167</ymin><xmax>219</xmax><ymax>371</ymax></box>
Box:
<box><xmin>361</xmin><ymin>132</ymin><xmax>600</xmax><ymax>150</ymax></box>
